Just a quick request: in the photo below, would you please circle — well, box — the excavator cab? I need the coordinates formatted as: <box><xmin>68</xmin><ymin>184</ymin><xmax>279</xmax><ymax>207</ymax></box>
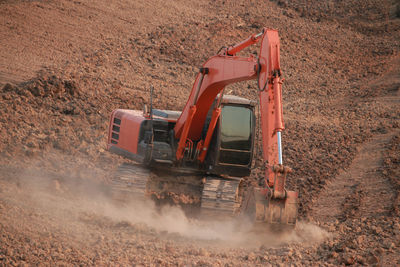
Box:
<box><xmin>205</xmin><ymin>95</ymin><xmax>256</xmax><ymax>177</ymax></box>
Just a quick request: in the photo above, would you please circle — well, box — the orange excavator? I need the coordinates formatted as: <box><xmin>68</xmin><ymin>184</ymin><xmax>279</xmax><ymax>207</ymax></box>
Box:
<box><xmin>107</xmin><ymin>28</ymin><xmax>298</xmax><ymax>228</ymax></box>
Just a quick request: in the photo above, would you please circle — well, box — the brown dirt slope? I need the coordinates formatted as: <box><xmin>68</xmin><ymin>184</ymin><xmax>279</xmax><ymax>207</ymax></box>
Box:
<box><xmin>1</xmin><ymin>0</ymin><xmax>400</xmax><ymax>265</ymax></box>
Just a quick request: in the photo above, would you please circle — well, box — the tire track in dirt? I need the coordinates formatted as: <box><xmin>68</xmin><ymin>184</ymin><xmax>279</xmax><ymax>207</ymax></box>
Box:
<box><xmin>308</xmin><ymin>130</ymin><xmax>400</xmax><ymax>265</ymax></box>
<box><xmin>310</xmin><ymin>130</ymin><xmax>399</xmax><ymax>224</ymax></box>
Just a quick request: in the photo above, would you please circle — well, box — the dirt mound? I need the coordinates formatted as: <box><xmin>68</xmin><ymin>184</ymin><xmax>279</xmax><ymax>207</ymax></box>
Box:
<box><xmin>0</xmin><ymin>69</ymin><xmax>121</xmax><ymax>177</ymax></box>
<box><xmin>20</xmin><ymin>75</ymin><xmax>80</xmax><ymax>98</ymax></box>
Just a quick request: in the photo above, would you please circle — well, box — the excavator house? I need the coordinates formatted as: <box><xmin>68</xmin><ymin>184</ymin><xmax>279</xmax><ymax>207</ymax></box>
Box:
<box><xmin>107</xmin><ymin>28</ymin><xmax>298</xmax><ymax>228</ymax></box>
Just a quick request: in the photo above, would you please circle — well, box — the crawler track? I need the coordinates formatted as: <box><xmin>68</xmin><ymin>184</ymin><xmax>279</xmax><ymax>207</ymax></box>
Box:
<box><xmin>110</xmin><ymin>163</ymin><xmax>241</xmax><ymax>219</ymax></box>
<box><xmin>200</xmin><ymin>177</ymin><xmax>241</xmax><ymax>219</ymax></box>
<box><xmin>110</xmin><ymin>163</ymin><xmax>149</xmax><ymax>202</ymax></box>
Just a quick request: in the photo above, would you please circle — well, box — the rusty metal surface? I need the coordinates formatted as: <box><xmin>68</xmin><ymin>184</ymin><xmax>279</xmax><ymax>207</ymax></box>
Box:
<box><xmin>110</xmin><ymin>163</ymin><xmax>149</xmax><ymax>202</ymax></box>
<box><xmin>241</xmin><ymin>185</ymin><xmax>297</xmax><ymax>229</ymax></box>
<box><xmin>200</xmin><ymin>177</ymin><xmax>241</xmax><ymax>219</ymax></box>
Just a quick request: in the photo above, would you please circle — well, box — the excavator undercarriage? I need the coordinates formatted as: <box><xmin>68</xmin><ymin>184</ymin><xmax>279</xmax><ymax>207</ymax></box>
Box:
<box><xmin>110</xmin><ymin>161</ymin><xmax>297</xmax><ymax>229</ymax></box>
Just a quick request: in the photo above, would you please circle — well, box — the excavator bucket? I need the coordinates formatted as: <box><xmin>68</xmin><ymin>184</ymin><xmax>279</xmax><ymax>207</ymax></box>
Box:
<box><xmin>241</xmin><ymin>186</ymin><xmax>298</xmax><ymax>231</ymax></box>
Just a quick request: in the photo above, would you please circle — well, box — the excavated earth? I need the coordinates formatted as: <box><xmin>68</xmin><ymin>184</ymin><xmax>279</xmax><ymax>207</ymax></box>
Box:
<box><xmin>1</xmin><ymin>0</ymin><xmax>400</xmax><ymax>266</ymax></box>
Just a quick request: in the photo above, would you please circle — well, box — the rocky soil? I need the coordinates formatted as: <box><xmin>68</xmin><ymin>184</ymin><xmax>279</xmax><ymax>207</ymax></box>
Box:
<box><xmin>1</xmin><ymin>0</ymin><xmax>399</xmax><ymax>266</ymax></box>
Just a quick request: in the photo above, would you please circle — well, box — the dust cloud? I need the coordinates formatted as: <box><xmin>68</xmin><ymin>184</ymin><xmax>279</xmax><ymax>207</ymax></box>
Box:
<box><xmin>11</xmin><ymin>157</ymin><xmax>330</xmax><ymax>248</ymax></box>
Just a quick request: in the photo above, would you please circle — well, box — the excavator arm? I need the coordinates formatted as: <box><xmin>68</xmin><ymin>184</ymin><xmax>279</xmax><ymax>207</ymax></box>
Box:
<box><xmin>175</xmin><ymin>29</ymin><xmax>287</xmax><ymax>191</ymax></box>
